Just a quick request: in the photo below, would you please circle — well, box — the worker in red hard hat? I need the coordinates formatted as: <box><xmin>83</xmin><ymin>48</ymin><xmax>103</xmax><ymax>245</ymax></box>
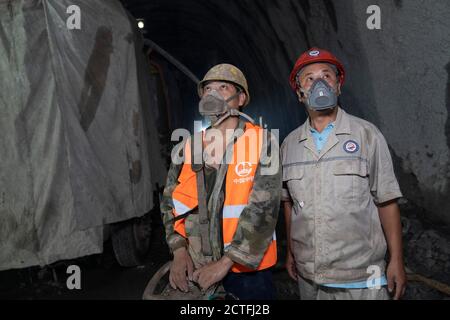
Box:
<box><xmin>289</xmin><ymin>47</ymin><xmax>345</xmax><ymax>112</ymax></box>
<box><xmin>281</xmin><ymin>48</ymin><xmax>406</xmax><ymax>300</ymax></box>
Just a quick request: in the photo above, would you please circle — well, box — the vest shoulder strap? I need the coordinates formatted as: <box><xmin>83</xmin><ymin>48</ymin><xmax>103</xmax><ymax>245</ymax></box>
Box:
<box><xmin>190</xmin><ymin>132</ymin><xmax>212</xmax><ymax>257</ymax></box>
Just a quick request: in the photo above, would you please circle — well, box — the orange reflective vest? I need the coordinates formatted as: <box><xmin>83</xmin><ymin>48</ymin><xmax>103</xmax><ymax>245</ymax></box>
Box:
<box><xmin>171</xmin><ymin>122</ymin><xmax>277</xmax><ymax>273</ymax></box>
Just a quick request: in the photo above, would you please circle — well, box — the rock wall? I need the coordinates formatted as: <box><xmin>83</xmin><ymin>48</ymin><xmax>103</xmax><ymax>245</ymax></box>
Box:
<box><xmin>123</xmin><ymin>0</ymin><xmax>450</xmax><ymax>224</ymax></box>
<box><xmin>305</xmin><ymin>0</ymin><xmax>450</xmax><ymax>225</ymax></box>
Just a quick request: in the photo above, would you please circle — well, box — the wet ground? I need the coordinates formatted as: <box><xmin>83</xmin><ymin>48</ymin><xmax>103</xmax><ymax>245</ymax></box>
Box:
<box><xmin>0</xmin><ymin>205</ymin><xmax>449</xmax><ymax>300</ymax></box>
<box><xmin>0</xmin><ymin>212</ymin><xmax>298</xmax><ymax>300</ymax></box>
<box><xmin>0</xmin><ymin>211</ymin><xmax>172</xmax><ymax>300</ymax></box>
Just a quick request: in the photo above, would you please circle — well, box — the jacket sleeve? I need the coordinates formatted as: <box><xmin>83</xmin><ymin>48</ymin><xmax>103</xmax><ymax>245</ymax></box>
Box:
<box><xmin>160</xmin><ymin>144</ymin><xmax>187</xmax><ymax>253</ymax></box>
<box><xmin>224</xmin><ymin>131</ymin><xmax>282</xmax><ymax>269</ymax></box>
<box><xmin>368</xmin><ymin>125</ymin><xmax>403</xmax><ymax>205</ymax></box>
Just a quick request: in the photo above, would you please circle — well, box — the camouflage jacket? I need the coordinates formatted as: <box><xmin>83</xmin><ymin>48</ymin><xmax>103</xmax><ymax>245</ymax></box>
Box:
<box><xmin>160</xmin><ymin>120</ymin><xmax>281</xmax><ymax>270</ymax></box>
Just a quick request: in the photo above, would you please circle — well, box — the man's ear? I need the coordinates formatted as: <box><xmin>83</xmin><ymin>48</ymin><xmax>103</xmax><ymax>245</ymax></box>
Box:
<box><xmin>336</xmin><ymin>82</ymin><xmax>342</xmax><ymax>96</ymax></box>
<box><xmin>238</xmin><ymin>92</ymin><xmax>246</xmax><ymax>107</ymax></box>
<box><xmin>296</xmin><ymin>89</ymin><xmax>304</xmax><ymax>102</ymax></box>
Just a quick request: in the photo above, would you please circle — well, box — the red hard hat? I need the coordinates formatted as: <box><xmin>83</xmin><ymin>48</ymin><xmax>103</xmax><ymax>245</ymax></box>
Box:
<box><xmin>289</xmin><ymin>47</ymin><xmax>345</xmax><ymax>91</ymax></box>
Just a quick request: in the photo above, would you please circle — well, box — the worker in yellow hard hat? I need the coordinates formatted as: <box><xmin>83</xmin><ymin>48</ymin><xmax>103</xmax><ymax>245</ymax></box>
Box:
<box><xmin>160</xmin><ymin>63</ymin><xmax>281</xmax><ymax>300</ymax></box>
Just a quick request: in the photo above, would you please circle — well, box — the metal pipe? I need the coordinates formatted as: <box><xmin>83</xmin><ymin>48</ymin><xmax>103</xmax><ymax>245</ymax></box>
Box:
<box><xmin>144</xmin><ymin>38</ymin><xmax>200</xmax><ymax>85</ymax></box>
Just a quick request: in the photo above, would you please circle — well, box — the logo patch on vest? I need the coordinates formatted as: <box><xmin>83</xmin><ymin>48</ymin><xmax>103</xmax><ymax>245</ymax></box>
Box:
<box><xmin>235</xmin><ymin>162</ymin><xmax>253</xmax><ymax>177</ymax></box>
<box><xmin>233</xmin><ymin>162</ymin><xmax>254</xmax><ymax>184</ymax></box>
<box><xmin>343</xmin><ymin>140</ymin><xmax>360</xmax><ymax>154</ymax></box>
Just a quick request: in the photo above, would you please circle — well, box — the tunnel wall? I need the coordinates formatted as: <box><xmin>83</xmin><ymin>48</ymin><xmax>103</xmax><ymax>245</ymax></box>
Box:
<box><xmin>126</xmin><ymin>0</ymin><xmax>450</xmax><ymax>225</ymax></box>
<box><xmin>302</xmin><ymin>0</ymin><xmax>450</xmax><ymax>224</ymax></box>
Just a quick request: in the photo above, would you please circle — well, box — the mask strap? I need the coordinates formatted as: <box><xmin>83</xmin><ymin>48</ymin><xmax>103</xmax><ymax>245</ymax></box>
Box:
<box><xmin>230</xmin><ymin>109</ymin><xmax>255</xmax><ymax>124</ymax></box>
<box><xmin>225</xmin><ymin>90</ymin><xmax>241</xmax><ymax>103</ymax></box>
<box><xmin>212</xmin><ymin>109</ymin><xmax>255</xmax><ymax>127</ymax></box>
<box><xmin>210</xmin><ymin>88</ymin><xmax>254</xmax><ymax>127</ymax></box>
<box><xmin>211</xmin><ymin>111</ymin><xmax>231</xmax><ymax>127</ymax></box>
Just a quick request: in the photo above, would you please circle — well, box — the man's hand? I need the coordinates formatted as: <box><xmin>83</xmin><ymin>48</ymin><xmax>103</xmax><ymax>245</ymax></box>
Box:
<box><xmin>387</xmin><ymin>258</ymin><xmax>406</xmax><ymax>300</ymax></box>
<box><xmin>378</xmin><ymin>200</ymin><xmax>407</xmax><ymax>300</ymax></box>
<box><xmin>169</xmin><ymin>247</ymin><xmax>194</xmax><ymax>292</ymax></box>
<box><xmin>286</xmin><ymin>249</ymin><xmax>298</xmax><ymax>281</ymax></box>
<box><xmin>192</xmin><ymin>256</ymin><xmax>234</xmax><ymax>290</ymax></box>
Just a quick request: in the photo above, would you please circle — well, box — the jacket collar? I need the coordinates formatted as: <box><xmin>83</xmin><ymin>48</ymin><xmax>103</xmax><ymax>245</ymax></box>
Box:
<box><xmin>299</xmin><ymin>106</ymin><xmax>351</xmax><ymax>142</ymax></box>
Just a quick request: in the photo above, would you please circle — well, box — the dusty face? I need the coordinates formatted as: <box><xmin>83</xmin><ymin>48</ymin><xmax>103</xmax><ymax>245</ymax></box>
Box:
<box><xmin>296</xmin><ymin>62</ymin><xmax>341</xmax><ymax>103</ymax></box>
<box><xmin>202</xmin><ymin>81</ymin><xmax>246</xmax><ymax>109</ymax></box>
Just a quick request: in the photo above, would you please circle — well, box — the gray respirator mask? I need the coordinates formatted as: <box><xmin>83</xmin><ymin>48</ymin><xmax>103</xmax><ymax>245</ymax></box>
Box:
<box><xmin>301</xmin><ymin>78</ymin><xmax>338</xmax><ymax>111</ymax></box>
<box><xmin>199</xmin><ymin>89</ymin><xmax>254</xmax><ymax>127</ymax></box>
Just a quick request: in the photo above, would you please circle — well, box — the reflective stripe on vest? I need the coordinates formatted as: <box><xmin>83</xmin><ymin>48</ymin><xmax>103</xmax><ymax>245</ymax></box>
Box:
<box><xmin>171</xmin><ymin>122</ymin><xmax>277</xmax><ymax>272</ymax></box>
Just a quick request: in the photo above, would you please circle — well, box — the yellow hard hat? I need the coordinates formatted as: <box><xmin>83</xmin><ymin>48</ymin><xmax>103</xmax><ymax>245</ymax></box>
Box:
<box><xmin>197</xmin><ymin>64</ymin><xmax>250</xmax><ymax>106</ymax></box>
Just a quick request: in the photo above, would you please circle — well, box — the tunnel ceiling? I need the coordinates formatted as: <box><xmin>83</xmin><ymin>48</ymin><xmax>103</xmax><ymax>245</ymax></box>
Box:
<box><xmin>120</xmin><ymin>0</ymin><xmax>312</xmax><ymax>139</ymax></box>
<box><xmin>121</xmin><ymin>0</ymin><xmax>450</xmax><ymax>226</ymax></box>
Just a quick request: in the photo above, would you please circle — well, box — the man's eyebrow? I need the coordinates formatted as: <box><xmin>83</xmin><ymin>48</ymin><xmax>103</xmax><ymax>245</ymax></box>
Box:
<box><xmin>302</xmin><ymin>69</ymin><xmax>333</xmax><ymax>78</ymax></box>
<box><xmin>206</xmin><ymin>82</ymin><xmax>227</xmax><ymax>86</ymax></box>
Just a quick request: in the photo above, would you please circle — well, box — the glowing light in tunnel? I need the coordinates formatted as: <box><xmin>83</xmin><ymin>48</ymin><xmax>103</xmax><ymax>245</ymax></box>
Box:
<box><xmin>197</xmin><ymin>119</ymin><xmax>210</xmax><ymax>132</ymax></box>
<box><xmin>137</xmin><ymin>19</ymin><xmax>145</xmax><ymax>29</ymax></box>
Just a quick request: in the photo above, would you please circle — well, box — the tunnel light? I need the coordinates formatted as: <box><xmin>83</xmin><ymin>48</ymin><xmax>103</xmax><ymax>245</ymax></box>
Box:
<box><xmin>198</xmin><ymin>123</ymin><xmax>208</xmax><ymax>132</ymax></box>
<box><xmin>195</xmin><ymin>120</ymin><xmax>209</xmax><ymax>132</ymax></box>
<box><xmin>137</xmin><ymin>19</ymin><xmax>145</xmax><ymax>29</ymax></box>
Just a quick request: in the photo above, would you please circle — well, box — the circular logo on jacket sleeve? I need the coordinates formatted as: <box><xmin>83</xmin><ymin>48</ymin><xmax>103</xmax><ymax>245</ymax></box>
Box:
<box><xmin>343</xmin><ymin>140</ymin><xmax>360</xmax><ymax>153</ymax></box>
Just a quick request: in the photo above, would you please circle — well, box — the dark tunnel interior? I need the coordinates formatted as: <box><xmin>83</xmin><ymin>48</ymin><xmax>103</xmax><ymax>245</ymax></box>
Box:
<box><xmin>0</xmin><ymin>0</ymin><xmax>449</xmax><ymax>302</ymax></box>
<box><xmin>121</xmin><ymin>0</ymin><xmax>309</xmax><ymax>139</ymax></box>
<box><xmin>121</xmin><ymin>0</ymin><xmax>450</xmax><ymax>225</ymax></box>
<box><xmin>125</xmin><ymin>0</ymin><xmax>450</xmax><ymax>300</ymax></box>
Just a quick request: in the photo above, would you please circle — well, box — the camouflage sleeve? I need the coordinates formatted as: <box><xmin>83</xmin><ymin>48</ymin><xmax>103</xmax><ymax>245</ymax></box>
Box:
<box><xmin>224</xmin><ymin>131</ymin><xmax>282</xmax><ymax>269</ymax></box>
<box><xmin>160</xmin><ymin>143</ymin><xmax>187</xmax><ymax>253</ymax></box>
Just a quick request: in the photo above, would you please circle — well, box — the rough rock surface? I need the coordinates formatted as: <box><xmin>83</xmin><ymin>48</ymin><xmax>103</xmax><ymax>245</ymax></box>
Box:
<box><xmin>123</xmin><ymin>0</ymin><xmax>450</xmax><ymax>226</ymax></box>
